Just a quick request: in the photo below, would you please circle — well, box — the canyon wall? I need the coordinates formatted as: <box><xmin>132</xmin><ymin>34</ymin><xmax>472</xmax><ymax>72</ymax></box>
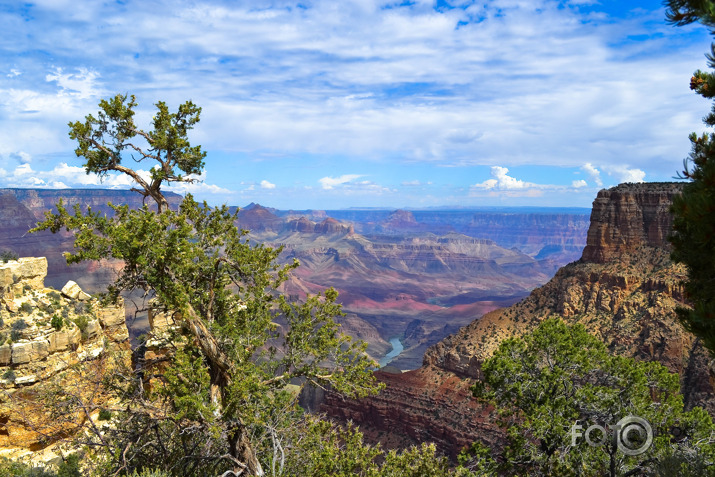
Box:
<box><xmin>322</xmin><ymin>182</ymin><xmax>712</xmax><ymax>457</ymax></box>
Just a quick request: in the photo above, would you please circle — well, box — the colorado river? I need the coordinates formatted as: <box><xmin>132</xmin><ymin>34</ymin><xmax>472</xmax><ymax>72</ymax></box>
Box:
<box><xmin>378</xmin><ymin>337</ymin><xmax>404</xmax><ymax>368</ymax></box>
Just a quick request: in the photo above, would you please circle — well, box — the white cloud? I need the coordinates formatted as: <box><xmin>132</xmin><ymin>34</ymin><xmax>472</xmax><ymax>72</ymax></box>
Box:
<box><xmin>604</xmin><ymin>165</ymin><xmax>646</xmax><ymax>183</ymax></box>
<box><xmin>318</xmin><ymin>174</ymin><xmax>363</xmax><ymax>190</ymax></box>
<box><xmin>260</xmin><ymin>180</ymin><xmax>276</xmax><ymax>189</ymax></box>
<box><xmin>0</xmin><ymin>1</ymin><xmax>707</xmax><ymax>207</ymax></box>
<box><xmin>582</xmin><ymin>163</ymin><xmax>603</xmax><ymax>187</ymax></box>
<box><xmin>572</xmin><ymin>179</ymin><xmax>588</xmax><ymax>188</ymax></box>
<box><xmin>473</xmin><ymin>167</ymin><xmax>534</xmax><ymax>190</ymax></box>
<box><xmin>45</xmin><ymin>67</ymin><xmax>101</xmax><ymax>99</ymax></box>
<box><xmin>0</xmin><ymin>163</ymin><xmax>230</xmax><ymax>194</ymax></box>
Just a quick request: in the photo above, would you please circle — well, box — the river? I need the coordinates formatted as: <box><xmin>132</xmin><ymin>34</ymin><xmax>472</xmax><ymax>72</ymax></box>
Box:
<box><xmin>378</xmin><ymin>337</ymin><xmax>404</xmax><ymax>368</ymax></box>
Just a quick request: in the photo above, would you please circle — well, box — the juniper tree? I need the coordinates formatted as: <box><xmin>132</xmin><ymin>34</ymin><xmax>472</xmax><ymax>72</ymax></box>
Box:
<box><xmin>33</xmin><ymin>94</ymin><xmax>380</xmax><ymax>476</ymax></box>
<box><xmin>469</xmin><ymin>318</ymin><xmax>715</xmax><ymax>476</ymax></box>
<box><xmin>666</xmin><ymin>0</ymin><xmax>715</xmax><ymax>355</ymax></box>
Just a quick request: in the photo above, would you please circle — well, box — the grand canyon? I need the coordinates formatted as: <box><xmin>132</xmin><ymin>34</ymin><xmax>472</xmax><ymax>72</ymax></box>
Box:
<box><xmin>1</xmin><ymin>182</ymin><xmax>708</xmax><ymax>469</ymax></box>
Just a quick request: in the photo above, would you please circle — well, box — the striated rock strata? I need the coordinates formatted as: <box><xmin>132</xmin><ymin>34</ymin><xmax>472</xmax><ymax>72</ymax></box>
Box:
<box><xmin>322</xmin><ymin>182</ymin><xmax>713</xmax><ymax>457</ymax></box>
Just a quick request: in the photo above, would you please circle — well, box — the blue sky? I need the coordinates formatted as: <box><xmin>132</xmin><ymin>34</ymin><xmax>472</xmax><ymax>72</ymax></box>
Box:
<box><xmin>0</xmin><ymin>0</ymin><xmax>712</xmax><ymax>209</ymax></box>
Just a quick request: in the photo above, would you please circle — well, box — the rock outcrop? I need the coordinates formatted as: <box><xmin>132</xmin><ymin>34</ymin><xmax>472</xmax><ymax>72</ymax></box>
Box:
<box><xmin>0</xmin><ymin>257</ymin><xmax>130</xmax><ymax>453</ymax></box>
<box><xmin>322</xmin><ymin>182</ymin><xmax>711</xmax><ymax>458</ymax></box>
<box><xmin>581</xmin><ymin>182</ymin><xmax>681</xmax><ymax>263</ymax></box>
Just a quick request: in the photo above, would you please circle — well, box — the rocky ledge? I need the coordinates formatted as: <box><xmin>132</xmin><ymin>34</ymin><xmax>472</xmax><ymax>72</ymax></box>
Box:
<box><xmin>0</xmin><ymin>257</ymin><xmax>129</xmax><ymax>453</ymax></box>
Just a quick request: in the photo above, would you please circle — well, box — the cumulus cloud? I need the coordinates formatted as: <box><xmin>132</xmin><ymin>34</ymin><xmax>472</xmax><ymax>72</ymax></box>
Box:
<box><xmin>572</xmin><ymin>179</ymin><xmax>588</xmax><ymax>188</ymax></box>
<box><xmin>605</xmin><ymin>165</ymin><xmax>646</xmax><ymax>183</ymax></box>
<box><xmin>0</xmin><ymin>163</ymin><xmax>230</xmax><ymax>194</ymax></box>
<box><xmin>473</xmin><ymin>167</ymin><xmax>535</xmax><ymax>190</ymax></box>
<box><xmin>318</xmin><ymin>174</ymin><xmax>362</xmax><ymax>190</ymax></box>
<box><xmin>581</xmin><ymin>163</ymin><xmax>603</xmax><ymax>187</ymax></box>
<box><xmin>260</xmin><ymin>180</ymin><xmax>276</xmax><ymax>189</ymax></box>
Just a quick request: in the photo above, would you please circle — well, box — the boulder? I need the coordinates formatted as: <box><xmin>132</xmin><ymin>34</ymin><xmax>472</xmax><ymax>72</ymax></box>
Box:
<box><xmin>84</xmin><ymin>320</ymin><xmax>100</xmax><ymax>340</ymax></box>
<box><xmin>14</xmin><ymin>374</ymin><xmax>37</xmax><ymax>385</ymax></box>
<box><xmin>60</xmin><ymin>281</ymin><xmax>83</xmax><ymax>300</ymax></box>
<box><xmin>97</xmin><ymin>302</ymin><xmax>126</xmax><ymax>328</ymax></box>
<box><xmin>11</xmin><ymin>342</ymin><xmax>33</xmax><ymax>365</ymax></box>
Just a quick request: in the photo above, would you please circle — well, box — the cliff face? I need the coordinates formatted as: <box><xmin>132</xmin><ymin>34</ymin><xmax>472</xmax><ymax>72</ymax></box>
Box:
<box><xmin>0</xmin><ymin>258</ymin><xmax>130</xmax><ymax>453</ymax></box>
<box><xmin>322</xmin><ymin>182</ymin><xmax>712</xmax><ymax>457</ymax></box>
<box><xmin>581</xmin><ymin>183</ymin><xmax>681</xmax><ymax>263</ymax></box>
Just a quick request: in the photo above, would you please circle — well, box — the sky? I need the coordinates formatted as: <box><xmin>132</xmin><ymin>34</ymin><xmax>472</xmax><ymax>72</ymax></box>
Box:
<box><xmin>0</xmin><ymin>0</ymin><xmax>713</xmax><ymax>209</ymax></box>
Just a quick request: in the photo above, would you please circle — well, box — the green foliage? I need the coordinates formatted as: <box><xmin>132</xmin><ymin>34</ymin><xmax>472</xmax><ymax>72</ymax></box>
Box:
<box><xmin>3</xmin><ymin>369</ymin><xmax>16</xmax><ymax>382</ymax></box>
<box><xmin>72</xmin><ymin>315</ymin><xmax>89</xmax><ymax>340</ymax></box>
<box><xmin>279</xmin><ymin>417</ymin><xmax>475</xmax><ymax>477</ymax></box>
<box><xmin>51</xmin><ymin>314</ymin><xmax>63</xmax><ymax>331</ymax></box>
<box><xmin>12</xmin><ymin>319</ymin><xmax>28</xmax><ymax>331</ymax></box>
<box><xmin>73</xmin><ymin>301</ymin><xmax>87</xmax><ymax>315</ymax></box>
<box><xmin>471</xmin><ymin>318</ymin><xmax>715</xmax><ymax>476</ymax></box>
<box><xmin>0</xmin><ymin>457</ymin><xmax>56</xmax><ymax>476</ymax></box>
<box><xmin>98</xmin><ymin>409</ymin><xmax>112</xmax><ymax>421</ymax></box>
<box><xmin>56</xmin><ymin>455</ymin><xmax>81</xmax><ymax>477</ymax></box>
<box><xmin>31</xmin><ymin>94</ymin><xmax>382</xmax><ymax>476</ymax></box>
<box><xmin>0</xmin><ymin>250</ymin><xmax>18</xmax><ymax>263</ymax></box>
<box><xmin>667</xmin><ymin>1</ymin><xmax>715</xmax><ymax>355</ymax></box>
<box><xmin>130</xmin><ymin>471</ymin><xmax>170</xmax><ymax>477</ymax></box>
<box><xmin>67</xmin><ymin>93</ymin><xmax>206</xmax><ymax>211</ymax></box>
<box><xmin>11</xmin><ymin>318</ymin><xmax>28</xmax><ymax>341</ymax></box>
<box><xmin>19</xmin><ymin>302</ymin><xmax>33</xmax><ymax>314</ymax></box>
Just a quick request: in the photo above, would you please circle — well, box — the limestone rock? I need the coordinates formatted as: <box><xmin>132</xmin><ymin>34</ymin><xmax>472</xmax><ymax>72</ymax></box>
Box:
<box><xmin>0</xmin><ymin>345</ymin><xmax>11</xmax><ymax>365</ymax></box>
<box><xmin>97</xmin><ymin>300</ymin><xmax>126</xmax><ymax>328</ymax></box>
<box><xmin>0</xmin><ymin>257</ymin><xmax>48</xmax><ymax>293</ymax></box>
<box><xmin>11</xmin><ymin>342</ymin><xmax>33</xmax><ymax>365</ymax></box>
<box><xmin>48</xmin><ymin>328</ymin><xmax>80</xmax><ymax>353</ymax></box>
<box><xmin>60</xmin><ymin>281</ymin><xmax>82</xmax><ymax>300</ymax></box>
<box><xmin>148</xmin><ymin>306</ymin><xmax>179</xmax><ymax>332</ymax></box>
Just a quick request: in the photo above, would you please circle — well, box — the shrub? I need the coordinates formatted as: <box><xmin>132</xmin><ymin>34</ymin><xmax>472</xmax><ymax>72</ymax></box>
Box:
<box><xmin>2</xmin><ymin>369</ymin><xmax>16</xmax><ymax>382</ymax></box>
<box><xmin>0</xmin><ymin>457</ymin><xmax>57</xmax><ymax>476</ymax></box>
<box><xmin>56</xmin><ymin>454</ymin><xmax>81</xmax><ymax>477</ymax></box>
<box><xmin>11</xmin><ymin>319</ymin><xmax>28</xmax><ymax>341</ymax></box>
<box><xmin>0</xmin><ymin>250</ymin><xmax>18</xmax><ymax>263</ymax></box>
<box><xmin>51</xmin><ymin>315</ymin><xmax>63</xmax><ymax>331</ymax></box>
<box><xmin>73</xmin><ymin>315</ymin><xmax>89</xmax><ymax>341</ymax></box>
<box><xmin>19</xmin><ymin>302</ymin><xmax>33</xmax><ymax>314</ymax></box>
<box><xmin>73</xmin><ymin>302</ymin><xmax>87</xmax><ymax>315</ymax></box>
<box><xmin>98</xmin><ymin>409</ymin><xmax>112</xmax><ymax>421</ymax></box>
